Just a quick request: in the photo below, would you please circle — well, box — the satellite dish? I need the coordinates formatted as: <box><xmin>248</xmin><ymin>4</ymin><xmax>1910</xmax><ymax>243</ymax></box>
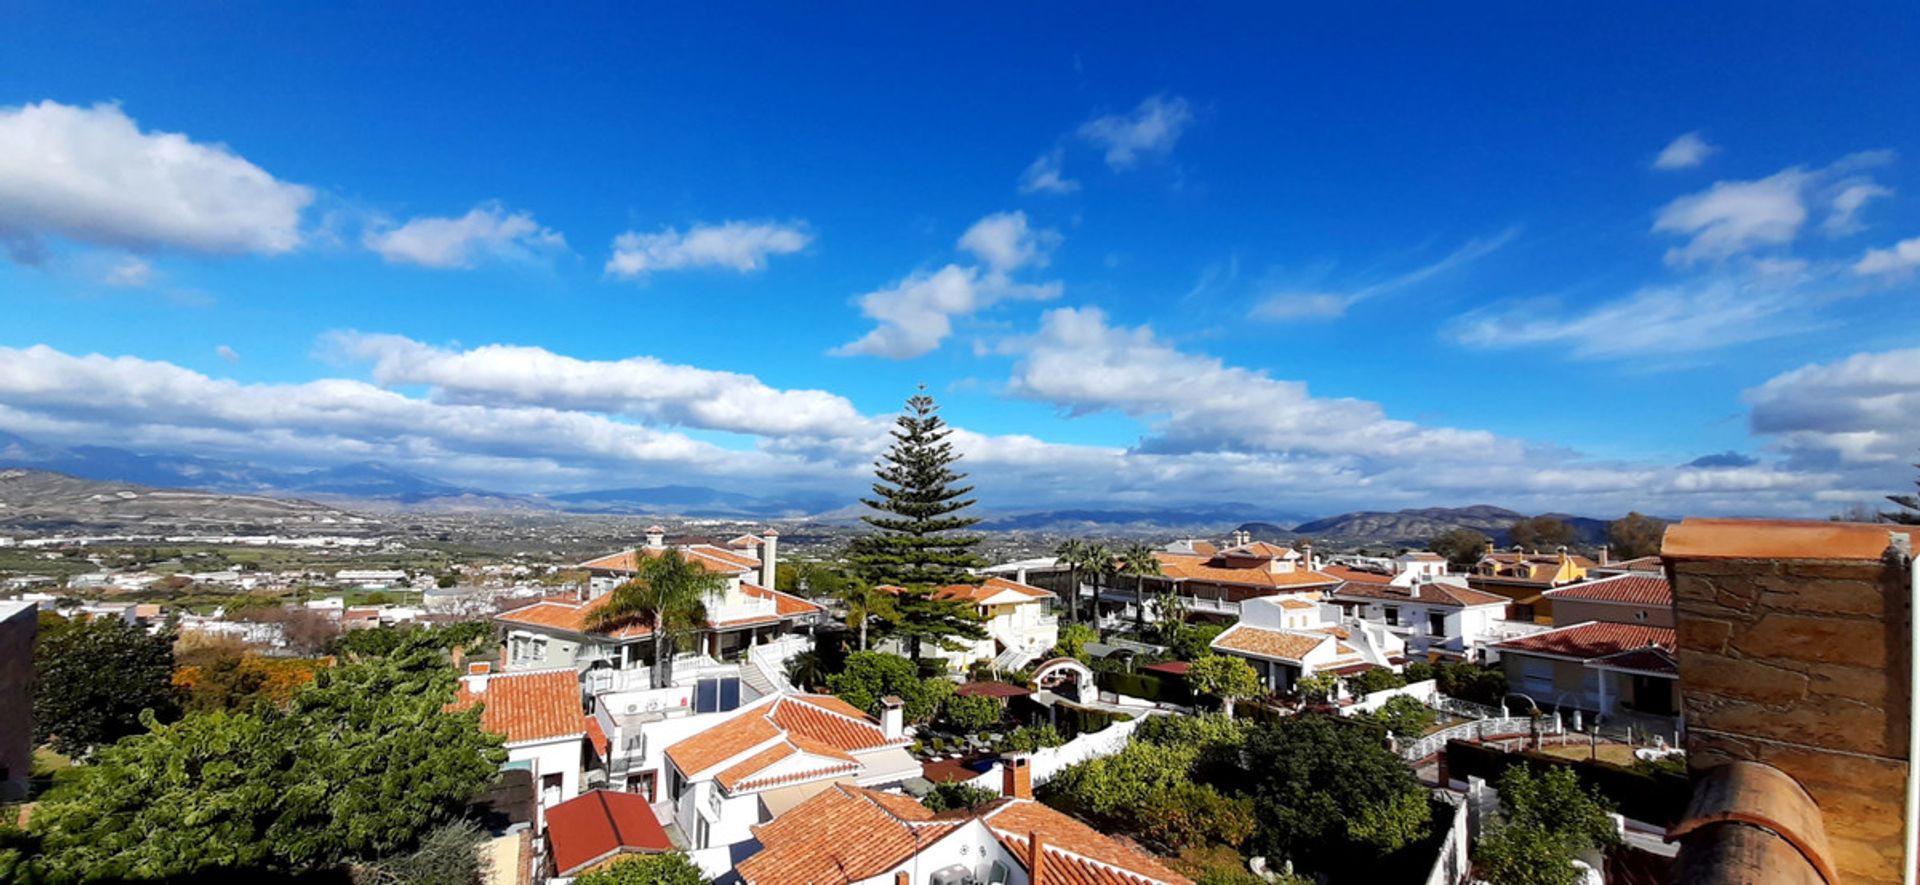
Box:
<box><xmin>646</xmin><ymin>699</ymin><xmax>662</xmax><ymax>711</ymax></box>
<box><xmin>625</xmin><ymin>703</ymin><xmax>640</xmax><ymax>714</ymax></box>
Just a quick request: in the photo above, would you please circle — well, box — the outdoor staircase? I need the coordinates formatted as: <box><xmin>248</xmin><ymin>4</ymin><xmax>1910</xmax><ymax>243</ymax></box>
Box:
<box><xmin>993</xmin><ymin>639</ymin><xmax>1045</xmax><ymax>672</ymax></box>
<box><xmin>739</xmin><ymin>660</ymin><xmax>779</xmax><ymax>698</ymax></box>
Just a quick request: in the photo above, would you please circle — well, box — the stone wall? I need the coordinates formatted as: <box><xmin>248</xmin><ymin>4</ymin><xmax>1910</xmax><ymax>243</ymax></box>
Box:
<box><xmin>1667</xmin><ymin>545</ymin><xmax>1911</xmax><ymax>884</ymax></box>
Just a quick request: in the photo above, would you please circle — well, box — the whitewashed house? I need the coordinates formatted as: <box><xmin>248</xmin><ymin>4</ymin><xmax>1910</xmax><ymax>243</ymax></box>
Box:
<box><xmin>450</xmin><ymin>664</ymin><xmax>592</xmax><ymax>829</ymax></box>
<box><xmin>1328</xmin><ymin>580</ymin><xmax>1515</xmax><ymax>664</ymax></box>
<box><xmin>1209</xmin><ymin>594</ymin><xmax>1406</xmax><ymax>694</ymax></box>
<box><xmin>879</xmin><ymin>577</ymin><xmax>1058</xmax><ymax>672</ymax></box>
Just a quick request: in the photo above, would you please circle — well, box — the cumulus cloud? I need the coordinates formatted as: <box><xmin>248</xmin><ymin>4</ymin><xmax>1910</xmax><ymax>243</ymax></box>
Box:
<box><xmin>604</xmin><ymin>220</ymin><xmax>810</xmax><ymax>278</ymax></box>
<box><xmin>1653</xmin><ymin>132</ymin><xmax>1717</xmax><ymax>170</ymax></box>
<box><xmin>329</xmin><ymin>333</ymin><xmax>882</xmax><ymax>440</ymax></box>
<box><xmin>831</xmin><ymin>265</ymin><xmax>1060</xmax><ymax>359</ymax></box>
<box><xmin>1854</xmin><ymin>235</ymin><xmax>1920</xmax><ymax>276</ymax></box>
<box><xmin>1077</xmin><ymin>94</ymin><xmax>1193</xmax><ymax>170</ymax></box>
<box><xmin>364</xmin><ymin>203</ymin><xmax>565</xmax><ymax>269</ymax></box>
<box><xmin>0</xmin><ymin>100</ymin><xmax>312</xmax><ymax>259</ymax></box>
<box><xmin>957</xmin><ymin>211</ymin><xmax>1061</xmax><ymax>272</ymax></box>
<box><xmin>1654</xmin><ymin>153</ymin><xmax>1893</xmax><ymax>265</ymax></box>
<box><xmin>1746</xmin><ymin>348</ymin><xmax>1920</xmax><ymax>471</ymax></box>
<box><xmin>834</xmin><ymin>212</ymin><xmax>1063</xmax><ymax>359</ymax></box>
<box><xmin>1017</xmin><ymin>149</ymin><xmax>1080</xmax><ymax>195</ymax></box>
<box><xmin>1686</xmin><ymin>451</ymin><xmax>1758</xmax><ymax>469</ymax></box>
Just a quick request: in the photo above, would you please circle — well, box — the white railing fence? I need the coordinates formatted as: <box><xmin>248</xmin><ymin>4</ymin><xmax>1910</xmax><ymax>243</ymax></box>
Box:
<box><xmin>1344</xmin><ymin>679</ymin><xmax>1439</xmax><ymax>716</ymax></box>
<box><xmin>1400</xmin><ymin>715</ymin><xmax>1546</xmax><ymax>762</ymax></box>
<box><xmin>747</xmin><ymin>634</ymin><xmax>811</xmax><ymax>693</ymax></box>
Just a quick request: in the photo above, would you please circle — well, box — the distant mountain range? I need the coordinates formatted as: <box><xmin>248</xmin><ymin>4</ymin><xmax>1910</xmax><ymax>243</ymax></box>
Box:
<box><xmin>0</xmin><ymin>468</ymin><xmax>374</xmax><ymax>535</ymax></box>
<box><xmin>1243</xmin><ymin>505</ymin><xmax>1614</xmax><ymax>549</ymax></box>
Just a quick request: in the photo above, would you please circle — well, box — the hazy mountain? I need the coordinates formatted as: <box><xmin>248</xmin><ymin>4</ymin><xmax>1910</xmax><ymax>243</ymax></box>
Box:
<box><xmin>0</xmin><ymin>468</ymin><xmax>375</xmax><ymax>535</ymax></box>
<box><xmin>977</xmin><ymin>504</ymin><xmax>1309</xmax><ymax>534</ymax></box>
<box><xmin>549</xmin><ymin>485</ymin><xmax>842</xmax><ymax>518</ymax></box>
<box><xmin>1271</xmin><ymin>505</ymin><xmax>1612</xmax><ymax>549</ymax></box>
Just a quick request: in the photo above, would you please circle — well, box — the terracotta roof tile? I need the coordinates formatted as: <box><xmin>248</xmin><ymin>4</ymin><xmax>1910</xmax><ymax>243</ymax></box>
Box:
<box><xmin>665</xmin><ymin>694</ymin><xmax>901</xmax><ymax>789</ymax></box>
<box><xmin>1320</xmin><ymin>564</ymin><xmax>1395</xmax><ymax>584</ymax></box>
<box><xmin>1544</xmin><ymin>573</ymin><xmax>1673</xmax><ymax>606</ymax></box>
<box><xmin>1211</xmin><ymin>623</ymin><xmax>1328</xmax><ymax>662</ymax></box>
<box><xmin>544</xmin><ymin>790</ymin><xmax>673</xmax><ymax>876</ymax></box>
<box><xmin>448</xmin><ymin>668</ymin><xmax>584</xmax><ymax>745</ymax></box>
<box><xmin>985</xmin><ymin>799</ymin><xmax>1190</xmax><ymax>884</ymax></box>
<box><xmin>742</xmin><ymin>582</ymin><xmax>824</xmax><ymax>617</ymax></box>
<box><xmin>1492</xmin><ymin>621</ymin><xmax>1676</xmax><ymax>661</ymax></box>
<box><xmin>577</xmin><ymin>544</ymin><xmax>757</xmax><ymax>575</ymax></box>
<box><xmin>1153</xmin><ymin>552</ymin><xmax>1340</xmax><ymax>590</ymax></box>
<box><xmin>931</xmin><ymin>576</ymin><xmax>1055</xmax><ymax>603</ymax></box>
<box><xmin>1334</xmin><ymin>581</ymin><xmax>1507</xmax><ymax>607</ymax></box>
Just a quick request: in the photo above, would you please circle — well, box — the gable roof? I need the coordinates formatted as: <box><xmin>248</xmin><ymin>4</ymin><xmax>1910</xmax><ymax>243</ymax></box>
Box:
<box><xmin>1492</xmin><ymin>621</ymin><xmax>1676</xmax><ymax>662</ymax></box>
<box><xmin>932</xmin><ymin>576</ymin><xmax>1055</xmax><ymax>604</ymax></box>
<box><xmin>544</xmin><ymin>790</ymin><xmax>673</xmax><ymax>876</ymax></box>
<box><xmin>1210</xmin><ymin>622</ymin><xmax>1329</xmax><ymax>663</ymax></box>
<box><xmin>577</xmin><ymin>544</ymin><xmax>760</xmax><ymax>575</ymax></box>
<box><xmin>1334</xmin><ymin>581</ymin><xmax>1508</xmax><ymax>608</ymax></box>
<box><xmin>496</xmin><ymin>582</ymin><xmax>817</xmax><ymax>640</ymax></box>
<box><xmin>1543</xmin><ymin>573</ymin><xmax>1673</xmax><ymax>606</ymax></box>
<box><xmin>664</xmin><ymin>694</ymin><xmax>904</xmax><ymax>791</ymax></box>
<box><xmin>736</xmin><ymin>784</ymin><xmax>1191</xmax><ymax>885</ymax></box>
<box><xmin>448</xmin><ymin>668</ymin><xmax>584</xmax><ymax>746</ymax></box>
<box><xmin>1320</xmin><ymin>564</ymin><xmax>1395</xmax><ymax>585</ymax></box>
<box><xmin>1153</xmin><ymin>551</ymin><xmax>1340</xmax><ymax>590</ymax></box>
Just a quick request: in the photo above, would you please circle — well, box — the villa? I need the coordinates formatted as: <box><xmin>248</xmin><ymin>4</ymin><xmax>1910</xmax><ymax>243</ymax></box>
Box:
<box><xmin>1209</xmin><ymin>594</ymin><xmax>1405</xmax><ymax>694</ymax></box>
<box><xmin>879</xmin><ymin>576</ymin><xmax>1059</xmax><ymax>672</ymax></box>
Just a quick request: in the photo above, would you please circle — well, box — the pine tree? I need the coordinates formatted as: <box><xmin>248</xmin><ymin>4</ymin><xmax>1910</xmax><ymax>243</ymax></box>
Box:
<box><xmin>1885</xmin><ymin>451</ymin><xmax>1920</xmax><ymax>525</ymax></box>
<box><xmin>848</xmin><ymin>390</ymin><xmax>988</xmax><ymax>659</ymax></box>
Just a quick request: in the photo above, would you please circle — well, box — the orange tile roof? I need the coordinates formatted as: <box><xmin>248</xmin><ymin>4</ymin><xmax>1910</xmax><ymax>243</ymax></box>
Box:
<box><xmin>495</xmin><ymin>595</ymin><xmax>653</xmax><ymax>639</ymax></box>
<box><xmin>1595</xmin><ymin>555</ymin><xmax>1664</xmax><ymax>572</ymax></box>
<box><xmin>584</xmin><ymin>715</ymin><xmax>609</xmax><ymax>758</ymax></box>
<box><xmin>1492</xmin><ymin>621</ymin><xmax>1676</xmax><ymax>661</ymax></box>
<box><xmin>1220</xmin><ymin>541</ymin><xmax>1298</xmax><ymax>559</ymax></box>
<box><xmin>1211</xmin><ymin>623</ymin><xmax>1328</xmax><ymax>662</ymax></box>
<box><xmin>545</xmin><ymin>790</ymin><xmax>673</xmax><ymax>877</ymax></box>
<box><xmin>578</xmin><ymin>544</ymin><xmax>758</xmax><ymax>575</ymax></box>
<box><xmin>1153</xmin><ymin>552</ymin><xmax>1340</xmax><ymax>590</ymax></box>
<box><xmin>448</xmin><ymin>668</ymin><xmax>585</xmax><ymax>745</ymax></box>
<box><xmin>1662</xmin><ymin>517</ymin><xmax>1920</xmax><ymax>562</ymax></box>
<box><xmin>742</xmin><ymin>582</ymin><xmax>824</xmax><ymax>617</ymax></box>
<box><xmin>931</xmin><ymin>576</ymin><xmax>1055</xmax><ymax>603</ymax></box>
<box><xmin>1543</xmin><ymin>573</ymin><xmax>1672</xmax><ymax>606</ymax></box>
<box><xmin>665</xmin><ymin>694</ymin><xmax>902</xmax><ymax>789</ymax></box>
<box><xmin>1334</xmin><ymin>581</ymin><xmax>1508</xmax><ymax>607</ymax></box>
<box><xmin>738</xmin><ymin>785</ymin><xmax>1191</xmax><ymax>885</ymax></box>
<box><xmin>1320</xmin><ymin>564</ymin><xmax>1394</xmax><ymax>584</ymax></box>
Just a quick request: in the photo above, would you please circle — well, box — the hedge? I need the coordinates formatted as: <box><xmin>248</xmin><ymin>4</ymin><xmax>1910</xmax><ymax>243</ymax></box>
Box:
<box><xmin>1443</xmin><ymin>739</ymin><xmax>1690</xmax><ymax>826</ymax></box>
<box><xmin>1097</xmin><ymin>670</ymin><xmax>1192</xmax><ymax>705</ymax></box>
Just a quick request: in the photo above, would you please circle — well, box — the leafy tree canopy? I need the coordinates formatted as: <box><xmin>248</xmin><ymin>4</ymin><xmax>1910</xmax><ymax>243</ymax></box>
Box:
<box><xmin>940</xmin><ymin>693</ymin><xmax>1003</xmax><ymax>733</ymax></box>
<box><xmin>1187</xmin><ymin>655</ymin><xmax>1261</xmax><ymax>712</ymax></box>
<box><xmin>1170</xmin><ymin>623</ymin><xmax>1224</xmax><ymax>662</ymax></box>
<box><xmin>1605</xmin><ymin>512</ymin><xmax>1667</xmax><ymax>560</ymax></box>
<box><xmin>573</xmin><ymin>851</ymin><xmax>708</xmax><ymax>885</ymax></box>
<box><xmin>826</xmin><ymin>651</ymin><xmax>950</xmax><ymax>723</ymax></box>
<box><xmin>1242</xmin><ymin>716</ymin><xmax>1431</xmax><ymax>870</ymax></box>
<box><xmin>1368</xmin><ymin>694</ymin><xmax>1437</xmax><ymax>738</ymax></box>
<box><xmin>1509</xmin><ymin>516</ymin><xmax>1578</xmax><ymax>553</ymax></box>
<box><xmin>1427</xmin><ymin>528</ymin><xmax>1490</xmax><ymax>568</ymax></box>
<box><xmin>33</xmin><ymin>614</ymin><xmax>180</xmax><ymax>758</ymax></box>
<box><xmin>1348</xmin><ymin>667</ymin><xmax>1405</xmax><ymax>697</ymax></box>
<box><xmin>920</xmin><ymin>781</ymin><xmax>1000</xmax><ymax>813</ymax></box>
<box><xmin>1052</xmin><ymin>623</ymin><xmax>1098</xmax><ymax>661</ymax></box>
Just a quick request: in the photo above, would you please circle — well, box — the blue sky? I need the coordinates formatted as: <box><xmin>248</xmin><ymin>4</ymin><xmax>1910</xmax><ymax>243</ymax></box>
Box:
<box><xmin>3</xmin><ymin>3</ymin><xmax>1919</xmax><ymax>516</ymax></box>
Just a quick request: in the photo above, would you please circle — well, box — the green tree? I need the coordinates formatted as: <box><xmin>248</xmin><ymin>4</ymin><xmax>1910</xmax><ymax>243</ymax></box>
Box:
<box><xmin>1474</xmin><ymin>766</ymin><xmax>1620</xmax><ymax>885</ymax></box>
<box><xmin>1243</xmin><ymin>716</ymin><xmax>1431</xmax><ymax>870</ymax></box>
<box><xmin>1402</xmin><ymin>660</ymin><xmax>1435</xmax><ymax>683</ymax></box>
<box><xmin>353</xmin><ymin>820</ymin><xmax>488</xmax><ymax>885</ymax></box>
<box><xmin>1605</xmin><ymin>512</ymin><xmax>1668</xmax><ymax>560</ymax></box>
<box><xmin>1152</xmin><ymin>588</ymin><xmax>1191</xmax><ymax>646</ymax></box>
<box><xmin>1119</xmin><ymin>542</ymin><xmax>1163</xmax><ymax>633</ymax></box>
<box><xmin>1170</xmin><ymin>622</ymin><xmax>1222</xmax><ymax>661</ymax></box>
<box><xmin>1509</xmin><ymin>516</ymin><xmax>1578</xmax><ymax>553</ymax></box>
<box><xmin>920</xmin><ymin>781</ymin><xmax>999</xmax><ymax>812</ymax></box>
<box><xmin>33</xmin><ymin>614</ymin><xmax>179</xmax><ymax>758</ymax></box>
<box><xmin>1186</xmin><ymin>654</ymin><xmax>1261</xmax><ymax>715</ymax></box>
<box><xmin>587</xmin><ymin>549</ymin><xmax>724</xmax><ymax>688</ymax></box>
<box><xmin>826</xmin><ymin>651</ymin><xmax>947</xmax><ymax>722</ymax></box>
<box><xmin>782</xmin><ymin>650</ymin><xmax>830</xmax><ymax>691</ymax></box>
<box><xmin>1884</xmin><ymin>452</ymin><xmax>1920</xmax><ymax>525</ymax></box>
<box><xmin>1294</xmin><ymin>672</ymin><xmax>1338</xmax><ymax>703</ymax></box>
<box><xmin>1348</xmin><ymin>667</ymin><xmax>1405</xmax><ymax>697</ymax></box>
<box><xmin>1081</xmin><ymin>541</ymin><xmax>1115</xmax><ymax>633</ymax></box>
<box><xmin>941</xmin><ymin>693</ymin><xmax>1003</xmax><ymax>733</ymax></box>
<box><xmin>1427</xmin><ymin>527</ymin><xmax>1491</xmax><ymax>568</ymax></box>
<box><xmin>1369</xmin><ymin>694</ymin><xmax>1437</xmax><ymax>738</ymax></box>
<box><xmin>837</xmin><ymin>580</ymin><xmax>898</xmax><ymax>653</ymax></box>
<box><xmin>1052</xmin><ymin>622</ymin><xmax>1098</xmax><ymax>661</ymax></box>
<box><xmin>1053</xmin><ymin>538</ymin><xmax>1090</xmax><ymax>624</ymax></box>
<box><xmin>846</xmin><ymin>391</ymin><xmax>989</xmax><ymax>658</ymax></box>
<box><xmin>573</xmin><ymin>851</ymin><xmax>708</xmax><ymax>885</ymax></box>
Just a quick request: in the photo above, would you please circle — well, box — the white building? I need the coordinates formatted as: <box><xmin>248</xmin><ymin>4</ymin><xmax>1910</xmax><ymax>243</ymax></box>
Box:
<box><xmin>879</xmin><ymin>576</ymin><xmax>1058</xmax><ymax>672</ymax></box>
<box><xmin>1209</xmin><ymin>594</ymin><xmax>1406</xmax><ymax>694</ymax></box>
<box><xmin>660</xmin><ymin>692</ymin><xmax>918</xmax><ymax>850</ymax></box>
<box><xmin>1329</xmin><ymin>580</ymin><xmax>1516</xmax><ymax>664</ymax></box>
<box><xmin>451</xmin><ymin>664</ymin><xmax>591</xmax><ymax>829</ymax></box>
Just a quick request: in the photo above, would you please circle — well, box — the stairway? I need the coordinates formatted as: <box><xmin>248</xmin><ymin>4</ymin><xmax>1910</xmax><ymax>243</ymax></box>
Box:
<box><xmin>739</xmin><ymin>660</ymin><xmax>779</xmax><ymax>699</ymax></box>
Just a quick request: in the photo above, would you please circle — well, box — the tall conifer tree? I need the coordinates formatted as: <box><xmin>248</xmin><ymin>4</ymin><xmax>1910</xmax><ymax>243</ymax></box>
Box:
<box><xmin>848</xmin><ymin>390</ymin><xmax>987</xmax><ymax>659</ymax></box>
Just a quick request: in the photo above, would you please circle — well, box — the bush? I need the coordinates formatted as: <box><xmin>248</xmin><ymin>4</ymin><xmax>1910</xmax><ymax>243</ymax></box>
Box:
<box><xmin>1368</xmin><ymin>695</ymin><xmax>1437</xmax><ymax>738</ymax></box>
<box><xmin>1401</xmin><ymin>660</ymin><xmax>1435</xmax><ymax>683</ymax></box>
<box><xmin>827</xmin><ymin>651</ymin><xmax>949</xmax><ymax>723</ymax></box>
<box><xmin>1171</xmin><ymin>624</ymin><xmax>1225</xmax><ymax>662</ymax></box>
<box><xmin>921</xmin><ymin>781</ymin><xmax>999</xmax><ymax>812</ymax></box>
<box><xmin>1002</xmin><ymin>724</ymin><xmax>1064</xmax><ymax>753</ymax></box>
<box><xmin>573</xmin><ymin>851</ymin><xmax>706</xmax><ymax>885</ymax></box>
<box><xmin>1435</xmin><ymin>662</ymin><xmax>1507</xmax><ymax>707</ymax></box>
<box><xmin>1137</xmin><ymin>781</ymin><xmax>1256</xmax><ymax>851</ymax></box>
<box><xmin>1443</xmin><ymin>740</ymin><xmax>1688</xmax><ymax>826</ymax></box>
<box><xmin>1052</xmin><ymin>623</ymin><xmax>1098</xmax><ymax>661</ymax></box>
<box><xmin>941</xmin><ymin>694</ymin><xmax>1003</xmax><ymax>733</ymax></box>
<box><xmin>1097</xmin><ymin>670</ymin><xmax>1191</xmax><ymax>705</ymax></box>
<box><xmin>1348</xmin><ymin>667</ymin><xmax>1405</xmax><ymax>697</ymax></box>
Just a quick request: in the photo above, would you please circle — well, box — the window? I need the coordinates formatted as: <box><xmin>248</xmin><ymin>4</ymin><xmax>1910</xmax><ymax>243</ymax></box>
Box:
<box><xmin>1510</xmin><ymin>603</ymin><xmax>1535</xmax><ymax>622</ymax></box>
<box><xmin>1429</xmin><ymin>612</ymin><xmax>1447</xmax><ymax>636</ymax></box>
<box><xmin>1383</xmin><ymin>606</ymin><xmax>1400</xmax><ymax>626</ymax></box>
<box><xmin>628</xmin><ymin>770</ymin><xmax>657</xmax><ymax>802</ymax></box>
<box><xmin>541</xmin><ymin>772</ymin><xmax>563</xmax><ymax>807</ymax></box>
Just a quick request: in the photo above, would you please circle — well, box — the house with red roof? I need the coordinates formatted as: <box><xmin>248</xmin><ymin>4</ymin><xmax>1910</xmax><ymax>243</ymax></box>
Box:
<box><xmin>660</xmin><ymin>692</ymin><xmax>920</xmax><ymax>850</ymax></box>
<box><xmin>878</xmin><ymin>576</ymin><xmax>1058</xmax><ymax>672</ymax></box>
<box><xmin>1209</xmin><ymin>593</ymin><xmax>1406</xmax><ymax>694</ymax></box>
<box><xmin>1118</xmin><ymin>537</ymin><xmax>1341</xmax><ymax>623</ymax></box>
<box><xmin>1542</xmin><ymin>572</ymin><xmax>1674</xmax><ymax>628</ymax></box>
<box><xmin>1329</xmin><ymin>579</ymin><xmax>1516</xmax><ymax>664</ymax></box>
<box><xmin>1491</xmin><ymin>621</ymin><xmax>1679</xmax><ymax>729</ymax></box>
<box><xmin>732</xmin><ymin>757</ymin><xmax>1192</xmax><ymax>884</ymax></box>
<box><xmin>543</xmin><ymin>789</ymin><xmax>673</xmax><ymax>880</ymax></box>
<box><xmin>448</xmin><ymin>664</ymin><xmax>595</xmax><ymax>829</ymax></box>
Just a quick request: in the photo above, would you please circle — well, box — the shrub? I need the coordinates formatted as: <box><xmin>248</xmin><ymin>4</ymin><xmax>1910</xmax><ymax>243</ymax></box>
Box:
<box><xmin>1052</xmin><ymin>623</ymin><xmax>1098</xmax><ymax>661</ymax></box>
<box><xmin>1347</xmin><ymin>667</ymin><xmax>1405</xmax><ymax>697</ymax></box>
<box><xmin>1401</xmin><ymin>660</ymin><xmax>1435</xmax><ymax>683</ymax></box>
<box><xmin>1171</xmin><ymin>624</ymin><xmax>1225</xmax><ymax>661</ymax></box>
<box><xmin>1369</xmin><ymin>695</ymin><xmax>1437</xmax><ymax>738</ymax></box>
<box><xmin>942</xmin><ymin>694</ymin><xmax>1003</xmax><ymax>733</ymax></box>
<box><xmin>573</xmin><ymin>852</ymin><xmax>706</xmax><ymax>885</ymax></box>
<box><xmin>921</xmin><ymin>781</ymin><xmax>999</xmax><ymax>812</ymax></box>
<box><xmin>1002</xmin><ymin>724</ymin><xmax>1064</xmax><ymax>753</ymax></box>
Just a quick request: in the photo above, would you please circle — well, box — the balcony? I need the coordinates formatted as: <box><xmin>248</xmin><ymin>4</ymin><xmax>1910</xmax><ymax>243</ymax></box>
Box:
<box><xmin>708</xmin><ymin>596</ymin><xmax>778</xmax><ymax>625</ymax></box>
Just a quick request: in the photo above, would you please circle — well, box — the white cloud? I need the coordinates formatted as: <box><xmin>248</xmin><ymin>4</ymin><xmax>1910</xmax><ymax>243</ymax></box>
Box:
<box><xmin>329</xmin><ymin>333</ymin><xmax>881</xmax><ymax>440</ymax></box>
<box><xmin>1253</xmin><ymin>229</ymin><xmax>1517</xmax><ymax>321</ymax></box>
<box><xmin>1017</xmin><ymin>149</ymin><xmax>1080</xmax><ymax>195</ymax></box>
<box><xmin>604</xmin><ymin>220</ymin><xmax>810</xmax><ymax>278</ymax></box>
<box><xmin>1446</xmin><ymin>276</ymin><xmax>1808</xmax><ymax>359</ymax></box>
<box><xmin>214</xmin><ymin>345</ymin><xmax>238</xmax><ymax>363</ymax></box>
<box><xmin>1823</xmin><ymin>181</ymin><xmax>1891</xmax><ymax>236</ymax></box>
<box><xmin>1853</xmin><ymin>236</ymin><xmax>1920</xmax><ymax>276</ymax></box>
<box><xmin>103</xmin><ymin>257</ymin><xmax>154</xmax><ymax>287</ymax></box>
<box><xmin>0</xmin><ymin>101</ymin><xmax>312</xmax><ymax>259</ymax></box>
<box><xmin>1654</xmin><ymin>168</ymin><xmax>1811</xmax><ymax>265</ymax></box>
<box><xmin>1653</xmin><ymin>132</ymin><xmax>1717</xmax><ymax>170</ymax></box>
<box><xmin>831</xmin><ymin>265</ymin><xmax>1060</xmax><ymax>359</ymax></box>
<box><xmin>957</xmin><ymin>211</ymin><xmax>1060</xmax><ymax>273</ymax></box>
<box><xmin>1747</xmin><ymin>349</ymin><xmax>1920</xmax><ymax>491</ymax></box>
<box><xmin>364</xmin><ymin>203</ymin><xmax>565</xmax><ymax>269</ymax></box>
<box><xmin>1077</xmin><ymin>94</ymin><xmax>1194</xmax><ymax>170</ymax></box>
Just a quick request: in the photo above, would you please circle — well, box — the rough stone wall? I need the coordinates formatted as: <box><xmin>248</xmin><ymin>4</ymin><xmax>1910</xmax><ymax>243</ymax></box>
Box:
<box><xmin>1669</xmin><ymin>554</ymin><xmax>1911</xmax><ymax>884</ymax></box>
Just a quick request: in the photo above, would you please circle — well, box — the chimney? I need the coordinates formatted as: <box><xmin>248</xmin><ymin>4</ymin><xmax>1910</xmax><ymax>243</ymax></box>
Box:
<box><xmin>1599</xmin><ymin>544</ymin><xmax>1610</xmax><ymax>566</ymax></box>
<box><xmin>463</xmin><ymin>661</ymin><xmax>490</xmax><ymax>693</ymax></box>
<box><xmin>1300</xmin><ymin>542</ymin><xmax>1315</xmax><ymax>571</ymax></box>
<box><xmin>759</xmin><ymin>529</ymin><xmax>779</xmax><ymax>588</ymax></box>
<box><xmin>895</xmin><ymin>873</ymin><xmax>908</xmax><ymax>885</ymax></box>
<box><xmin>644</xmin><ymin>526</ymin><xmax>665</xmax><ymax>549</ymax></box>
<box><xmin>1026</xmin><ymin>828</ymin><xmax>1047</xmax><ymax>885</ymax></box>
<box><xmin>879</xmin><ymin>694</ymin><xmax>904</xmax><ymax>740</ymax></box>
<box><xmin>1002</xmin><ymin>753</ymin><xmax>1032</xmax><ymax>799</ymax></box>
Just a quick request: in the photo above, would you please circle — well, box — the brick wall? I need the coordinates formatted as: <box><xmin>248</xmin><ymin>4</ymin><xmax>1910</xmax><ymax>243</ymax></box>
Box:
<box><xmin>1667</xmin><ymin>537</ymin><xmax>1911</xmax><ymax>884</ymax></box>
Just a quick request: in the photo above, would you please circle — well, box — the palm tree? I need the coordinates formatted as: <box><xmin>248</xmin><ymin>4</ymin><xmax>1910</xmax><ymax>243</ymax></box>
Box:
<box><xmin>1053</xmin><ymin>539</ymin><xmax>1088</xmax><ymax>624</ymax></box>
<box><xmin>1118</xmin><ymin>542</ymin><xmax>1163</xmax><ymax>634</ymax></box>
<box><xmin>1081</xmin><ymin>541</ymin><xmax>1114</xmax><ymax>635</ymax></box>
<box><xmin>586</xmin><ymin>549</ymin><xmax>722</xmax><ymax>689</ymax></box>
<box><xmin>838</xmin><ymin>581</ymin><xmax>898</xmax><ymax>652</ymax></box>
